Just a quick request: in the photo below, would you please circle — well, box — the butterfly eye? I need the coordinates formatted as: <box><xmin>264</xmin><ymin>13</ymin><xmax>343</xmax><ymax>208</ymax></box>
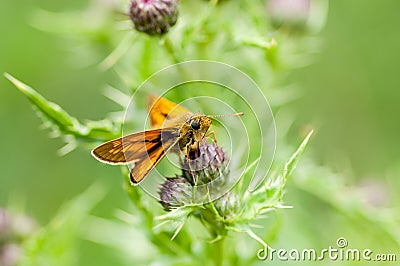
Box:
<box><xmin>191</xmin><ymin>120</ymin><xmax>200</xmax><ymax>130</ymax></box>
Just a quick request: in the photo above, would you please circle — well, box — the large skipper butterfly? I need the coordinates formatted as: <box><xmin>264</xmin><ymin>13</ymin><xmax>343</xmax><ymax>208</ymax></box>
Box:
<box><xmin>91</xmin><ymin>95</ymin><xmax>242</xmax><ymax>184</ymax></box>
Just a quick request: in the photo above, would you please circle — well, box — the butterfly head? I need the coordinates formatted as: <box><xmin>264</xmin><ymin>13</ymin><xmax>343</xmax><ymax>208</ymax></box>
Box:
<box><xmin>187</xmin><ymin>114</ymin><xmax>212</xmax><ymax>138</ymax></box>
<box><xmin>178</xmin><ymin>115</ymin><xmax>211</xmax><ymax>158</ymax></box>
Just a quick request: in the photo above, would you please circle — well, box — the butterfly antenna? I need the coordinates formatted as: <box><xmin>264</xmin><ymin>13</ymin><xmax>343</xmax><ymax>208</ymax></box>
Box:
<box><xmin>207</xmin><ymin>112</ymin><xmax>244</xmax><ymax>118</ymax></box>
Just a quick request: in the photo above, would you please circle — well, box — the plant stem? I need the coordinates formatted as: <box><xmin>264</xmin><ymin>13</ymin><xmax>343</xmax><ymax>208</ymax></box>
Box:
<box><xmin>162</xmin><ymin>36</ymin><xmax>181</xmax><ymax>64</ymax></box>
<box><xmin>213</xmin><ymin>237</ymin><xmax>225</xmax><ymax>266</ymax></box>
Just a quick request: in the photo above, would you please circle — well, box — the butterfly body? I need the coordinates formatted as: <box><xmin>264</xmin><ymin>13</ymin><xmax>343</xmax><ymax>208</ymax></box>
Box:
<box><xmin>177</xmin><ymin>115</ymin><xmax>211</xmax><ymax>159</ymax></box>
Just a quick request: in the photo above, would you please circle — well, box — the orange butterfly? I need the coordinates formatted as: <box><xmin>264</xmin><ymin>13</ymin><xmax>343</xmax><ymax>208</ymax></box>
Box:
<box><xmin>92</xmin><ymin>95</ymin><xmax>227</xmax><ymax>184</ymax></box>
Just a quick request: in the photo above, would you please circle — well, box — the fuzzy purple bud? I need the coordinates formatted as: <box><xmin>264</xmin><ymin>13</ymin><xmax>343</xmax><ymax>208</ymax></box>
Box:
<box><xmin>181</xmin><ymin>143</ymin><xmax>228</xmax><ymax>186</ymax></box>
<box><xmin>159</xmin><ymin>143</ymin><xmax>229</xmax><ymax>210</ymax></box>
<box><xmin>129</xmin><ymin>0</ymin><xmax>179</xmax><ymax>35</ymax></box>
<box><xmin>159</xmin><ymin>177</ymin><xmax>192</xmax><ymax>210</ymax></box>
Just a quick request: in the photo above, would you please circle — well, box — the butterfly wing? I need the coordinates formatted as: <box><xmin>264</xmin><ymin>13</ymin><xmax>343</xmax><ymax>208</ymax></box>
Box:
<box><xmin>128</xmin><ymin>128</ymin><xmax>179</xmax><ymax>184</ymax></box>
<box><xmin>91</xmin><ymin>131</ymin><xmax>154</xmax><ymax>165</ymax></box>
<box><xmin>92</xmin><ymin>94</ymin><xmax>192</xmax><ymax>183</ymax></box>
<box><xmin>148</xmin><ymin>94</ymin><xmax>191</xmax><ymax>128</ymax></box>
<box><xmin>91</xmin><ymin>128</ymin><xmax>179</xmax><ymax>183</ymax></box>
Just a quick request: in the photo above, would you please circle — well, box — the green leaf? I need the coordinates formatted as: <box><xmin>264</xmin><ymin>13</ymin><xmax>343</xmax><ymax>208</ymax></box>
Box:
<box><xmin>5</xmin><ymin>73</ymin><xmax>80</xmax><ymax>130</ymax></box>
<box><xmin>242</xmin><ymin>131</ymin><xmax>313</xmax><ymax>221</ymax></box>
<box><xmin>4</xmin><ymin>73</ymin><xmax>120</xmax><ymax>144</ymax></box>
<box><xmin>283</xmin><ymin>130</ymin><xmax>314</xmax><ymax>179</ymax></box>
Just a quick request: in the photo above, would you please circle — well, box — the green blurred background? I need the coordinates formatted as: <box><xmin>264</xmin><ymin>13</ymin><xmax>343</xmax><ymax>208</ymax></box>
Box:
<box><xmin>1</xmin><ymin>0</ymin><xmax>399</xmax><ymax>264</ymax></box>
<box><xmin>290</xmin><ymin>0</ymin><xmax>400</xmax><ymax>177</ymax></box>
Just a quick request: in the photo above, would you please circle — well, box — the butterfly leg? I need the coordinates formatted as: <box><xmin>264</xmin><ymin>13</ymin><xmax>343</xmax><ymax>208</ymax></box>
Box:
<box><xmin>184</xmin><ymin>157</ymin><xmax>199</xmax><ymax>203</ymax></box>
<box><xmin>205</xmin><ymin>131</ymin><xmax>218</xmax><ymax>146</ymax></box>
<box><xmin>181</xmin><ymin>152</ymin><xmax>197</xmax><ymax>187</ymax></box>
<box><xmin>189</xmin><ymin>158</ymin><xmax>199</xmax><ymax>187</ymax></box>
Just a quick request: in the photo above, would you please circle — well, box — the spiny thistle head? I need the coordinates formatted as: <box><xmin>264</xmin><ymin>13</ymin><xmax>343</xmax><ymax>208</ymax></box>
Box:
<box><xmin>159</xmin><ymin>177</ymin><xmax>192</xmax><ymax>210</ymax></box>
<box><xmin>157</xmin><ymin>131</ymin><xmax>313</xmax><ymax>242</ymax></box>
<box><xmin>129</xmin><ymin>0</ymin><xmax>179</xmax><ymax>35</ymax></box>
<box><xmin>181</xmin><ymin>143</ymin><xmax>228</xmax><ymax>186</ymax></box>
<box><xmin>159</xmin><ymin>142</ymin><xmax>229</xmax><ymax>210</ymax></box>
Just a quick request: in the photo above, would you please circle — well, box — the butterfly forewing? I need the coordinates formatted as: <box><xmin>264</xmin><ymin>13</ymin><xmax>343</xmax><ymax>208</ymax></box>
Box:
<box><xmin>148</xmin><ymin>94</ymin><xmax>191</xmax><ymax>128</ymax></box>
<box><xmin>129</xmin><ymin>128</ymin><xmax>180</xmax><ymax>183</ymax></box>
<box><xmin>92</xmin><ymin>128</ymin><xmax>180</xmax><ymax>183</ymax></box>
<box><xmin>92</xmin><ymin>128</ymin><xmax>175</xmax><ymax>164</ymax></box>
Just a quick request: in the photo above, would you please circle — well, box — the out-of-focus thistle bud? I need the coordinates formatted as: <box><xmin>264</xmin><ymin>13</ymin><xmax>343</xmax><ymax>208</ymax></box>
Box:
<box><xmin>267</xmin><ymin>0</ymin><xmax>310</xmax><ymax>31</ymax></box>
<box><xmin>129</xmin><ymin>0</ymin><xmax>179</xmax><ymax>35</ymax></box>
<box><xmin>0</xmin><ymin>208</ymin><xmax>36</xmax><ymax>266</ymax></box>
<box><xmin>0</xmin><ymin>209</ymin><xmax>11</xmax><ymax>244</ymax></box>
<box><xmin>159</xmin><ymin>143</ymin><xmax>229</xmax><ymax>210</ymax></box>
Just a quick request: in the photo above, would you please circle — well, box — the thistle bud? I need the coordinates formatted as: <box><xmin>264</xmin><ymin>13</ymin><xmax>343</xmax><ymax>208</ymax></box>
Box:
<box><xmin>0</xmin><ymin>209</ymin><xmax>36</xmax><ymax>266</ymax></box>
<box><xmin>0</xmin><ymin>209</ymin><xmax>11</xmax><ymax>243</ymax></box>
<box><xmin>181</xmin><ymin>143</ymin><xmax>228</xmax><ymax>186</ymax></box>
<box><xmin>267</xmin><ymin>0</ymin><xmax>310</xmax><ymax>31</ymax></box>
<box><xmin>159</xmin><ymin>143</ymin><xmax>229</xmax><ymax>210</ymax></box>
<box><xmin>159</xmin><ymin>177</ymin><xmax>192</xmax><ymax>210</ymax></box>
<box><xmin>214</xmin><ymin>192</ymin><xmax>239</xmax><ymax>219</ymax></box>
<box><xmin>129</xmin><ymin>0</ymin><xmax>179</xmax><ymax>35</ymax></box>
